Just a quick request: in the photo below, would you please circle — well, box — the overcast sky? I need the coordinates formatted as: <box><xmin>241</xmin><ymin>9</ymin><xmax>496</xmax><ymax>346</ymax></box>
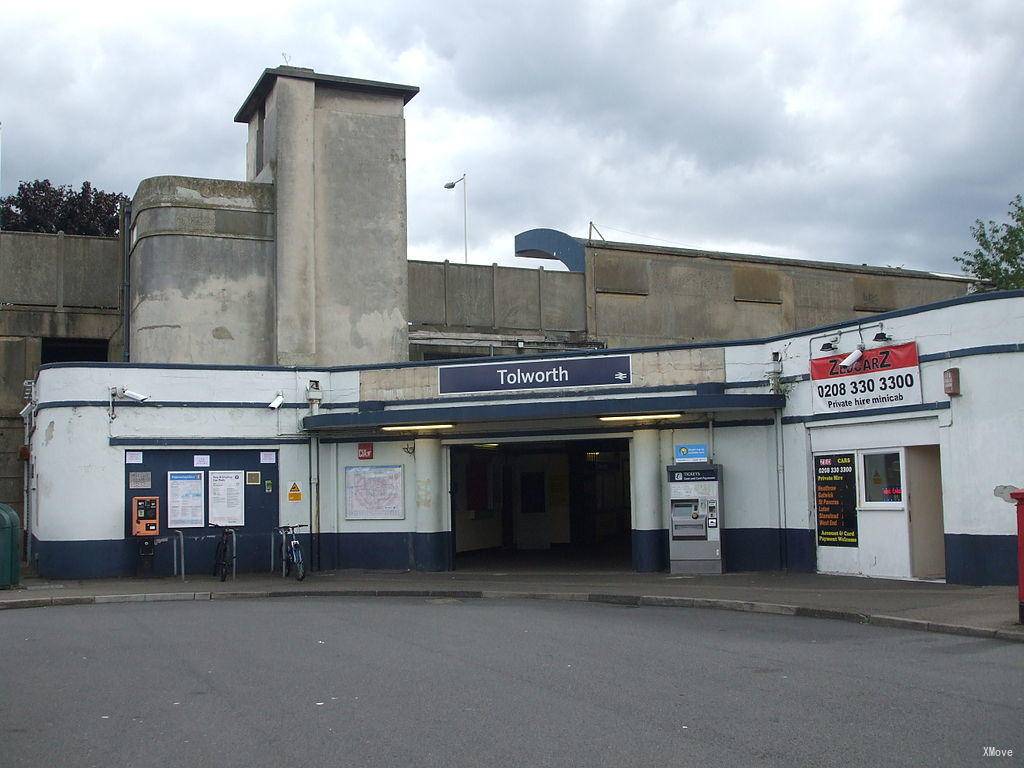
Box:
<box><xmin>2</xmin><ymin>0</ymin><xmax>1021</xmax><ymax>273</ymax></box>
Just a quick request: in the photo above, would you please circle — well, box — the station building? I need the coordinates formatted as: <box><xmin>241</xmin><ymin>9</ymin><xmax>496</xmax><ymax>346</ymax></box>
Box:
<box><xmin>10</xmin><ymin>66</ymin><xmax>1021</xmax><ymax>585</ymax></box>
<box><xmin>26</xmin><ymin>289</ymin><xmax>1024</xmax><ymax>585</ymax></box>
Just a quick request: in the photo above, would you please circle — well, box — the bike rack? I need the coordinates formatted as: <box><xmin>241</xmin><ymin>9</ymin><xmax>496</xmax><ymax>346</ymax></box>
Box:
<box><xmin>272</xmin><ymin>528</ymin><xmax>288</xmax><ymax>577</ymax></box>
<box><xmin>171</xmin><ymin>530</ymin><xmax>185</xmax><ymax>581</ymax></box>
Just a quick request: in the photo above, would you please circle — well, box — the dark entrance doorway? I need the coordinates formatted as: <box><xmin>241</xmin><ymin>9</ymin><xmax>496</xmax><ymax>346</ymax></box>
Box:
<box><xmin>449</xmin><ymin>438</ymin><xmax>631</xmax><ymax>571</ymax></box>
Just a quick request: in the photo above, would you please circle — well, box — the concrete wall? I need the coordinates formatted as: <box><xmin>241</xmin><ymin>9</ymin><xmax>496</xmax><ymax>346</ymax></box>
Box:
<box><xmin>408</xmin><ymin>243</ymin><xmax>970</xmax><ymax>359</ymax></box>
<box><xmin>1</xmin><ymin>230</ymin><xmax>123</xmax><ymax>523</ymax></box>
<box><xmin>247</xmin><ymin>71</ymin><xmax>411</xmax><ymax>367</ymax></box>
<box><xmin>587</xmin><ymin>243</ymin><xmax>971</xmax><ymax>347</ymax></box>
<box><xmin>128</xmin><ymin>176</ymin><xmax>276</xmax><ymax>365</ymax></box>
<box><xmin>407</xmin><ymin>261</ymin><xmax>586</xmax><ymax>333</ymax></box>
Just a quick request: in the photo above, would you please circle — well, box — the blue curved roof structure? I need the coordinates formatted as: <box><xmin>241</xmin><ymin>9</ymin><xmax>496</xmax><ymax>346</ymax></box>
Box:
<box><xmin>514</xmin><ymin>228</ymin><xmax>586</xmax><ymax>273</ymax></box>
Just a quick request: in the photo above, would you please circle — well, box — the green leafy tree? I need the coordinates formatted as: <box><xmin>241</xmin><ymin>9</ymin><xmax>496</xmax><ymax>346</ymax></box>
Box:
<box><xmin>0</xmin><ymin>179</ymin><xmax>128</xmax><ymax>236</ymax></box>
<box><xmin>955</xmin><ymin>194</ymin><xmax>1024</xmax><ymax>289</ymax></box>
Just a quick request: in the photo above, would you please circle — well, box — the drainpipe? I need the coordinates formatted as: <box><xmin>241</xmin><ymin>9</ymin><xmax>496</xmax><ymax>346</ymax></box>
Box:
<box><xmin>21</xmin><ymin>389</ymin><xmax>35</xmax><ymax>562</ymax></box>
<box><xmin>775</xmin><ymin>408</ymin><xmax>789</xmax><ymax>571</ymax></box>
<box><xmin>306</xmin><ymin>381</ymin><xmax>323</xmax><ymax>571</ymax></box>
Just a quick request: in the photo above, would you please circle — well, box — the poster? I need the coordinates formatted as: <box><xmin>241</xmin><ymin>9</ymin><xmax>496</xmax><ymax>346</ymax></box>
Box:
<box><xmin>167</xmin><ymin>471</ymin><xmax>205</xmax><ymax>528</ymax></box>
<box><xmin>125</xmin><ymin>451</ymin><xmax>144</xmax><ymax>464</ymax></box>
<box><xmin>810</xmin><ymin>342</ymin><xmax>922</xmax><ymax>415</ymax></box>
<box><xmin>345</xmin><ymin>465</ymin><xmax>404</xmax><ymax>520</ymax></box>
<box><xmin>815</xmin><ymin>454</ymin><xmax>858</xmax><ymax>547</ymax></box>
<box><xmin>128</xmin><ymin>471</ymin><xmax>151</xmax><ymax>490</ymax></box>
<box><xmin>674</xmin><ymin>444</ymin><xmax>708</xmax><ymax>462</ymax></box>
<box><xmin>260</xmin><ymin>451</ymin><xmax>277</xmax><ymax>464</ymax></box>
<box><xmin>209</xmin><ymin>470</ymin><xmax>245</xmax><ymax>527</ymax></box>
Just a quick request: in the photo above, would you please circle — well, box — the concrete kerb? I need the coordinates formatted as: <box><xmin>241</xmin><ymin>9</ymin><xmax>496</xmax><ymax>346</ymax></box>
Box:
<box><xmin>1</xmin><ymin>587</ymin><xmax>1022</xmax><ymax>643</ymax></box>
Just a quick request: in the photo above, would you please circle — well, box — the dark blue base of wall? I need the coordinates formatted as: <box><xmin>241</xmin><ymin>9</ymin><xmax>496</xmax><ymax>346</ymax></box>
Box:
<box><xmin>632</xmin><ymin>529</ymin><xmax>669</xmax><ymax>572</ymax></box>
<box><xmin>32</xmin><ymin>531</ymin><xmax>1018</xmax><ymax>585</ymax></box>
<box><xmin>720</xmin><ymin>528</ymin><xmax>817</xmax><ymax>573</ymax></box>
<box><xmin>945</xmin><ymin>533</ymin><xmax>1018</xmax><ymax>585</ymax></box>
<box><xmin>33</xmin><ymin>533</ymin><xmax>302</xmax><ymax>580</ymax></box>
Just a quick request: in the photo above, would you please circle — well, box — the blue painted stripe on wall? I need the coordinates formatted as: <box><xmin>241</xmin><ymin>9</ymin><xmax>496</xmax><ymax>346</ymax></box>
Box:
<box><xmin>37</xmin><ymin>400</ymin><xmax>313</xmax><ymax>413</ymax></box>
<box><xmin>781</xmin><ymin>400</ymin><xmax>950</xmax><ymax>425</ymax></box>
<box><xmin>920</xmin><ymin>343</ymin><xmax>1023</xmax><ymax>362</ymax></box>
<box><xmin>109</xmin><ymin>436</ymin><xmax>309</xmax><ymax>446</ymax></box>
<box><xmin>945</xmin><ymin>533</ymin><xmax>1018</xmax><ymax>586</ymax></box>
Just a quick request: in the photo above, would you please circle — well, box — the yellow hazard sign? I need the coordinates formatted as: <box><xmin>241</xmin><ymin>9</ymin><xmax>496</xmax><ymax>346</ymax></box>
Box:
<box><xmin>287</xmin><ymin>482</ymin><xmax>303</xmax><ymax>502</ymax></box>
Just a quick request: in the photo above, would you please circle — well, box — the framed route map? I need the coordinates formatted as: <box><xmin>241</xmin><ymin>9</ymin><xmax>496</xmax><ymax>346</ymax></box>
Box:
<box><xmin>345</xmin><ymin>465</ymin><xmax>404</xmax><ymax>520</ymax></box>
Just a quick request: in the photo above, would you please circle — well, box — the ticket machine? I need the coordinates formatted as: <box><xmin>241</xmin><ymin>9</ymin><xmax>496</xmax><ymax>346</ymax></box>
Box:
<box><xmin>130</xmin><ymin>496</ymin><xmax>160</xmax><ymax>575</ymax></box>
<box><xmin>666</xmin><ymin>463</ymin><xmax>723</xmax><ymax>574</ymax></box>
<box><xmin>131</xmin><ymin>497</ymin><xmax>160</xmax><ymax>537</ymax></box>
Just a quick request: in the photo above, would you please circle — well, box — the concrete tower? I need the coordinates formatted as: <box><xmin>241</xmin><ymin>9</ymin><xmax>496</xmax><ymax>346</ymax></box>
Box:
<box><xmin>235</xmin><ymin>67</ymin><xmax>419</xmax><ymax>366</ymax></box>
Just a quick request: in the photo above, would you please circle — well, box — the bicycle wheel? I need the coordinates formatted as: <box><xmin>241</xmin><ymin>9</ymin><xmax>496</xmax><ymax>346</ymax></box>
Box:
<box><xmin>218</xmin><ymin>549</ymin><xmax>230</xmax><ymax>581</ymax></box>
<box><xmin>292</xmin><ymin>544</ymin><xmax>306</xmax><ymax>581</ymax></box>
<box><xmin>213</xmin><ymin>539</ymin><xmax>227</xmax><ymax>578</ymax></box>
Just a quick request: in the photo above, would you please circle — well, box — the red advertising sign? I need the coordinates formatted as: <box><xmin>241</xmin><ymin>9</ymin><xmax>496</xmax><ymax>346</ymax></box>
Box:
<box><xmin>357</xmin><ymin>442</ymin><xmax>374</xmax><ymax>460</ymax></box>
<box><xmin>810</xmin><ymin>342</ymin><xmax>922</xmax><ymax>415</ymax></box>
<box><xmin>811</xmin><ymin>342</ymin><xmax>919</xmax><ymax>381</ymax></box>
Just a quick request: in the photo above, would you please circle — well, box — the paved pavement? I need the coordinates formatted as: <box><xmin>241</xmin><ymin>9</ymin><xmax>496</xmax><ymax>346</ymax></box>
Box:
<box><xmin>1</xmin><ymin>598</ymin><xmax>1021</xmax><ymax>768</ymax></box>
<box><xmin>2</xmin><ymin>569</ymin><xmax>1023</xmax><ymax>642</ymax></box>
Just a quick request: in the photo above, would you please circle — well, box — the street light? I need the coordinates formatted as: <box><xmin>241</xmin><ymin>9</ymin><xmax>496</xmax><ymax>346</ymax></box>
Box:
<box><xmin>443</xmin><ymin>173</ymin><xmax>468</xmax><ymax>263</ymax></box>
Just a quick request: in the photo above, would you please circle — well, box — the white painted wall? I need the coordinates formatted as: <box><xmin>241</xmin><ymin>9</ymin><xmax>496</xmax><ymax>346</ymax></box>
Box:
<box><xmin>27</xmin><ymin>293</ymin><xmax>1024</xmax><ymax>568</ymax></box>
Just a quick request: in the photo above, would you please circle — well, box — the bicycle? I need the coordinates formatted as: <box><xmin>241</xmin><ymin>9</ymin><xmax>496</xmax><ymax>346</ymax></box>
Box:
<box><xmin>211</xmin><ymin>524</ymin><xmax>235</xmax><ymax>582</ymax></box>
<box><xmin>278</xmin><ymin>524</ymin><xmax>308</xmax><ymax>581</ymax></box>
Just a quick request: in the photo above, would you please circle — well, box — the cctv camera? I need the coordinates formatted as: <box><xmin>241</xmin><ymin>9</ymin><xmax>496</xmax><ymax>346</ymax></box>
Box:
<box><xmin>839</xmin><ymin>346</ymin><xmax>864</xmax><ymax>369</ymax></box>
<box><xmin>119</xmin><ymin>388</ymin><xmax>150</xmax><ymax>402</ymax></box>
<box><xmin>19</xmin><ymin>402</ymin><xmax>33</xmax><ymax>418</ymax></box>
<box><xmin>268</xmin><ymin>394</ymin><xmax>285</xmax><ymax>410</ymax></box>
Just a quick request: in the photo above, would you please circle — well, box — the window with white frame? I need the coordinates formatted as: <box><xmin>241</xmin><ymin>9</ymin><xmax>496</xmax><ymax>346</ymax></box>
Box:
<box><xmin>860</xmin><ymin>450</ymin><xmax>903</xmax><ymax>505</ymax></box>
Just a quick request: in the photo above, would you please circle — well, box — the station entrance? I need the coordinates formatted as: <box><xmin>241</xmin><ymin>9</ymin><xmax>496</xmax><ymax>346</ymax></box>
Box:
<box><xmin>449</xmin><ymin>438</ymin><xmax>632</xmax><ymax>571</ymax></box>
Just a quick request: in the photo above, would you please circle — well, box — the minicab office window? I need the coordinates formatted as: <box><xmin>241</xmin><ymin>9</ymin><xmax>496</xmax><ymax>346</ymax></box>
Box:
<box><xmin>860</xmin><ymin>450</ymin><xmax>903</xmax><ymax>506</ymax></box>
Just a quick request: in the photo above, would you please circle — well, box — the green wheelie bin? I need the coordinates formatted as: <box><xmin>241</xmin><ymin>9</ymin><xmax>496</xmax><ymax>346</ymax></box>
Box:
<box><xmin>0</xmin><ymin>503</ymin><xmax>22</xmax><ymax>588</ymax></box>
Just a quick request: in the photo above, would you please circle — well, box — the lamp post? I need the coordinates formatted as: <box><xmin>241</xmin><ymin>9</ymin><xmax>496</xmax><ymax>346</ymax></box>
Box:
<box><xmin>443</xmin><ymin>173</ymin><xmax>468</xmax><ymax>263</ymax></box>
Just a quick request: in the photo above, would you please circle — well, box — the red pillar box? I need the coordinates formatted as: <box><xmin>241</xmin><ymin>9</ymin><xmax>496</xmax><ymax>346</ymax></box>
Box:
<box><xmin>1010</xmin><ymin>490</ymin><xmax>1024</xmax><ymax>625</ymax></box>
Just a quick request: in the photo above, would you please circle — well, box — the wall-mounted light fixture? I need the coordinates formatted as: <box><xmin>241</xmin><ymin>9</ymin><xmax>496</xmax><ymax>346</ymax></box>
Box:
<box><xmin>820</xmin><ymin>338</ymin><xmax>839</xmax><ymax>352</ymax></box>
<box><xmin>873</xmin><ymin>331</ymin><xmax>893</xmax><ymax>342</ymax></box>
<box><xmin>599</xmin><ymin>413</ymin><xmax>682</xmax><ymax>422</ymax></box>
<box><xmin>381</xmin><ymin>424</ymin><xmax>455</xmax><ymax>432</ymax></box>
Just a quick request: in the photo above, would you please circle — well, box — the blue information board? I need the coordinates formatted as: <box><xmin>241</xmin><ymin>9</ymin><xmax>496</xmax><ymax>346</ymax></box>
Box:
<box><xmin>674</xmin><ymin>443</ymin><xmax>708</xmax><ymax>462</ymax></box>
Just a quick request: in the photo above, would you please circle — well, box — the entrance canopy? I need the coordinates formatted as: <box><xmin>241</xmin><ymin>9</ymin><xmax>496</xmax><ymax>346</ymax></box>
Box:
<box><xmin>302</xmin><ymin>392</ymin><xmax>785</xmax><ymax>433</ymax></box>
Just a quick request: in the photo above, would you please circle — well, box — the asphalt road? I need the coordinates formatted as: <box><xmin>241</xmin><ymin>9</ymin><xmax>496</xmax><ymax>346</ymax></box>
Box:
<box><xmin>1</xmin><ymin>597</ymin><xmax>1021</xmax><ymax>768</ymax></box>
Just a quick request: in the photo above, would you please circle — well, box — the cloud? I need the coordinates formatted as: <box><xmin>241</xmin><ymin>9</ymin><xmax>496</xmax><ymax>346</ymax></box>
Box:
<box><xmin>1</xmin><ymin>0</ymin><xmax>1021</xmax><ymax>273</ymax></box>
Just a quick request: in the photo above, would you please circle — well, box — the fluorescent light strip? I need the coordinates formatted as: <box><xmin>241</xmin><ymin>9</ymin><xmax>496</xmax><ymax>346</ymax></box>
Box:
<box><xmin>380</xmin><ymin>424</ymin><xmax>455</xmax><ymax>432</ymax></box>
<box><xmin>598</xmin><ymin>413</ymin><xmax>682</xmax><ymax>422</ymax></box>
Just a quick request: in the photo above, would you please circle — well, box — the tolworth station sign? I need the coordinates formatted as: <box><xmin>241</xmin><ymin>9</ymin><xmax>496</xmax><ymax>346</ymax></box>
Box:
<box><xmin>438</xmin><ymin>354</ymin><xmax>632</xmax><ymax>395</ymax></box>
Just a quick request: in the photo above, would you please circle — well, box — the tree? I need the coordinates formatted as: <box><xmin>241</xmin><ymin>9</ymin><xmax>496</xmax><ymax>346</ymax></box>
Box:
<box><xmin>0</xmin><ymin>179</ymin><xmax>129</xmax><ymax>237</ymax></box>
<box><xmin>955</xmin><ymin>194</ymin><xmax>1024</xmax><ymax>290</ymax></box>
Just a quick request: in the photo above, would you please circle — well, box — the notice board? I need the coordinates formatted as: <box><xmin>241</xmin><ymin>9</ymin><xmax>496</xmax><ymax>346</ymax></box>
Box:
<box><xmin>209</xmin><ymin>470</ymin><xmax>245</xmax><ymax>527</ymax></box>
<box><xmin>167</xmin><ymin>471</ymin><xmax>205</xmax><ymax>528</ymax></box>
<box><xmin>345</xmin><ymin>465</ymin><xmax>404</xmax><ymax>520</ymax></box>
<box><xmin>815</xmin><ymin>453</ymin><xmax>858</xmax><ymax>547</ymax></box>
